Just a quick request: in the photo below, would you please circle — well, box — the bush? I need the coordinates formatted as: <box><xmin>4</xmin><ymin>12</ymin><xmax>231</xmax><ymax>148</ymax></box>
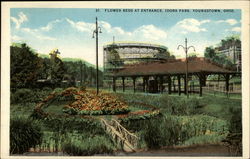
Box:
<box><xmin>122</xmin><ymin>114</ymin><xmax>228</xmax><ymax>148</ymax></box>
<box><xmin>11</xmin><ymin>88</ymin><xmax>52</xmax><ymax>104</ymax></box>
<box><xmin>159</xmin><ymin>95</ymin><xmax>202</xmax><ymax>115</ymax></box>
<box><xmin>183</xmin><ymin>134</ymin><xmax>226</xmax><ymax>146</ymax></box>
<box><xmin>143</xmin><ymin>115</ymin><xmax>183</xmax><ymax>149</ymax></box>
<box><xmin>62</xmin><ymin>135</ymin><xmax>114</xmax><ymax>156</ymax></box>
<box><xmin>11</xmin><ymin>88</ymin><xmax>35</xmax><ymax>104</ymax></box>
<box><xmin>228</xmin><ymin>107</ymin><xmax>242</xmax><ymax>133</ymax></box>
<box><xmin>118</xmin><ymin>93</ymin><xmax>202</xmax><ymax>116</ymax></box>
<box><xmin>10</xmin><ymin>117</ymin><xmax>42</xmax><ymax>154</ymax></box>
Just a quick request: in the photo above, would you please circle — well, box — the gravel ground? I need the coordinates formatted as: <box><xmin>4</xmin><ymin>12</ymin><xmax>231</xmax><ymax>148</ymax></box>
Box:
<box><xmin>16</xmin><ymin>144</ymin><xmax>239</xmax><ymax>157</ymax></box>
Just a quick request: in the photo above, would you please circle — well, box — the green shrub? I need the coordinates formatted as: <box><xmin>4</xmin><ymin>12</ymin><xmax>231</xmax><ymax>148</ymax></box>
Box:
<box><xmin>183</xmin><ymin>134</ymin><xmax>226</xmax><ymax>146</ymax></box>
<box><xmin>11</xmin><ymin>88</ymin><xmax>52</xmax><ymax>104</ymax></box>
<box><xmin>122</xmin><ymin>114</ymin><xmax>228</xmax><ymax>148</ymax></box>
<box><xmin>10</xmin><ymin>117</ymin><xmax>42</xmax><ymax>154</ymax></box>
<box><xmin>228</xmin><ymin>106</ymin><xmax>242</xmax><ymax>133</ymax></box>
<box><xmin>39</xmin><ymin>116</ymin><xmax>106</xmax><ymax>135</ymax></box>
<box><xmin>42</xmin><ymin>87</ymin><xmax>53</xmax><ymax>92</ymax></box>
<box><xmin>143</xmin><ymin>115</ymin><xmax>180</xmax><ymax>149</ymax></box>
<box><xmin>62</xmin><ymin>135</ymin><xmax>114</xmax><ymax>156</ymax></box>
<box><xmin>11</xmin><ymin>88</ymin><xmax>35</xmax><ymax>104</ymax></box>
<box><xmin>119</xmin><ymin>93</ymin><xmax>202</xmax><ymax>116</ymax></box>
<box><xmin>53</xmin><ymin>88</ymin><xmax>64</xmax><ymax>94</ymax></box>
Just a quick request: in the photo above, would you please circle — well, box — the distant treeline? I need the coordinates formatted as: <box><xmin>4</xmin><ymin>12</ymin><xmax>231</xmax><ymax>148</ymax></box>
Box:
<box><xmin>11</xmin><ymin>43</ymin><xmax>103</xmax><ymax>90</ymax></box>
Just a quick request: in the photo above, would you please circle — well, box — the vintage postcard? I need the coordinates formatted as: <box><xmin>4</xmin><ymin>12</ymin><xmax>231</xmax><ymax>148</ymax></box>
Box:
<box><xmin>1</xmin><ymin>1</ymin><xmax>249</xmax><ymax>159</ymax></box>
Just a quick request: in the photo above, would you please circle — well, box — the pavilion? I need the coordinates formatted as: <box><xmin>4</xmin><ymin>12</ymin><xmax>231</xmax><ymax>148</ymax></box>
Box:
<box><xmin>108</xmin><ymin>57</ymin><xmax>240</xmax><ymax>96</ymax></box>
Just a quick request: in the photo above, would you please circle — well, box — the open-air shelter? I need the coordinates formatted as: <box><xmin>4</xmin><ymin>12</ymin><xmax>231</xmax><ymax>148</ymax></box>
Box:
<box><xmin>108</xmin><ymin>57</ymin><xmax>240</xmax><ymax>96</ymax></box>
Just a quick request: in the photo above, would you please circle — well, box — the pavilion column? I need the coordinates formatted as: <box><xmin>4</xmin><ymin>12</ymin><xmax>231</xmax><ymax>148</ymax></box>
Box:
<box><xmin>145</xmin><ymin>76</ymin><xmax>149</xmax><ymax>93</ymax></box>
<box><xmin>154</xmin><ymin>76</ymin><xmax>159</xmax><ymax>93</ymax></box>
<box><xmin>168</xmin><ymin>76</ymin><xmax>172</xmax><ymax>94</ymax></box>
<box><xmin>132</xmin><ymin>77</ymin><xmax>136</xmax><ymax>93</ymax></box>
<box><xmin>199</xmin><ymin>75</ymin><xmax>203</xmax><ymax>97</ymax></box>
<box><xmin>225</xmin><ymin>74</ymin><xmax>230</xmax><ymax>97</ymax></box>
<box><xmin>143</xmin><ymin>77</ymin><xmax>148</xmax><ymax>93</ymax></box>
<box><xmin>112</xmin><ymin>77</ymin><xmax>116</xmax><ymax>92</ymax></box>
<box><xmin>178</xmin><ymin>75</ymin><xmax>181</xmax><ymax>96</ymax></box>
<box><xmin>189</xmin><ymin>75</ymin><xmax>192</xmax><ymax>94</ymax></box>
<box><xmin>122</xmin><ymin>77</ymin><xmax>125</xmax><ymax>92</ymax></box>
<box><xmin>159</xmin><ymin>76</ymin><xmax>164</xmax><ymax>93</ymax></box>
<box><xmin>184</xmin><ymin>76</ymin><xmax>187</xmax><ymax>95</ymax></box>
<box><xmin>173</xmin><ymin>76</ymin><xmax>176</xmax><ymax>92</ymax></box>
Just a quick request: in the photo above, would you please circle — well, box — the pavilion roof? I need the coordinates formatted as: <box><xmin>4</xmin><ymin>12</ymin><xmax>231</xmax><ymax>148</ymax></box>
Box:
<box><xmin>113</xmin><ymin>57</ymin><xmax>237</xmax><ymax>77</ymax></box>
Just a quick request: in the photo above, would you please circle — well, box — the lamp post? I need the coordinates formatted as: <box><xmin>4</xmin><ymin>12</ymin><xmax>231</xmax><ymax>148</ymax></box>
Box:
<box><xmin>177</xmin><ymin>38</ymin><xmax>196</xmax><ymax>98</ymax></box>
<box><xmin>92</xmin><ymin>17</ymin><xmax>102</xmax><ymax>95</ymax></box>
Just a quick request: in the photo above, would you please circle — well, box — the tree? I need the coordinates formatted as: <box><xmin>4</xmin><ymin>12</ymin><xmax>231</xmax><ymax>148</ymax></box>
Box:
<box><xmin>188</xmin><ymin>52</ymin><xmax>199</xmax><ymax>58</ymax></box>
<box><xmin>155</xmin><ymin>48</ymin><xmax>174</xmax><ymax>59</ymax></box>
<box><xmin>108</xmin><ymin>48</ymin><xmax>123</xmax><ymax>66</ymax></box>
<box><xmin>204</xmin><ymin>46</ymin><xmax>216</xmax><ymax>59</ymax></box>
<box><xmin>48</xmin><ymin>49</ymin><xmax>65</xmax><ymax>84</ymax></box>
<box><xmin>204</xmin><ymin>46</ymin><xmax>234</xmax><ymax>68</ymax></box>
<box><xmin>11</xmin><ymin>43</ymin><xmax>43</xmax><ymax>88</ymax></box>
<box><xmin>220</xmin><ymin>35</ymin><xmax>241</xmax><ymax>50</ymax></box>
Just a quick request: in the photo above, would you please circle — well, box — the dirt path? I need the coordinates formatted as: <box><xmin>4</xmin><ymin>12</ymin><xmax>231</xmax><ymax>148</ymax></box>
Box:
<box><xmin>115</xmin><ymin>144</ymin><xmax>236</xmax><ymax>157</ymax></box>
<box><xmin>22</xmin><ymin>144</ymin><xmax>239</xmax><ymax>157</ymax></box>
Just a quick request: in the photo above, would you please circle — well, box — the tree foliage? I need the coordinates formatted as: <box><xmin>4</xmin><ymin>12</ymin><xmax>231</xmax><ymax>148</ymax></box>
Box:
<box><xmin>155</xmin><ymin>48</ymin><xmax>175</xmax><ymax>59</ymax></box>
<box><xmin>10</xmin><ymin>43</ymin><xmax>103</xmax><ymax>89</ymax></box>
<box><xmin>219</xmin><ymin>35</ymin><xmax>241</xmax><ymax>50</ymax></box>
<box><xmin>204</xmin><ymin>46</ymin><xmax>234</xmax><ymax>68</ymax></box>
<box><xmin>204</xmin><ymin>35</ymin><xmax>241</xmax><ymax>68</ymax></box>
<box><xmin>11</xmin><ymin>43</ymin><xmax>43</xmax><ymax>88</ymax></box>
<box><xmin>108</xmin><ymin>48</ymin><xmax>124</xmax><ymax>66</ymax></box>
<box><xmin>49</xmin><ymin>49</ymin><xmax>65</xmax><ymax>84</ymax></box>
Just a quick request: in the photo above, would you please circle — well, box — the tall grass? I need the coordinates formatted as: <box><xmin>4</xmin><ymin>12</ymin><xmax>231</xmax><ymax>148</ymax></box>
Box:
<box><xmin>62</xmin><ymin>135</ymin><xmax>115</xmax><ymax>156</ymax></box>
<box><xmin>122</xmin><ymin>114</ymin><xmax>229</xmax><ymax>148</ymax></box>
<box><xmin>117</xmin><ymin>93</ymin><xmax>204</xmax><ymax>116</ymax></box>
<box><xmin>10</xmin><ymin>116</ymin><xmax>43</xmax><ymax>154</ymax></box>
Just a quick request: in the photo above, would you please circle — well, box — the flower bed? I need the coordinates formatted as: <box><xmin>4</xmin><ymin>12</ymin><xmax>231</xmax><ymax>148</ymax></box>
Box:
<box><xmin>32</xmin><ymin>87</ymin><xmax>162</xmax><ymax>119</ymax></box>
<box><xmin>32</xmin><ymin>87</ymin><xmax>130</xmax><ymax>116</ymax></box>
<box><xmin>62</xmin><ymin>90</ymin><xmax>130</xmax><ymax>115</ymax></box>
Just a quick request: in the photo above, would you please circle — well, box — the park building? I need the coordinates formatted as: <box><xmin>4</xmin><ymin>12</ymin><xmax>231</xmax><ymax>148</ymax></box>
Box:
<box><xmin>103</xmin><ymin>41</ymin><xmax>173</xmax><ymax>90</ymax></box>
<box><xmin>103</xmin><ymin>41</ymin><xmax>170</xmax><ymax>75</ymax></box>
<box><xmin>216</xmin><ymin>40</ymin><xmax>241</xmax><ymax>71</ymax></box>
<box><xmin>103</xmin><ymin>41</ymin><xmax>240</xmax><ymax>96</ymax></box>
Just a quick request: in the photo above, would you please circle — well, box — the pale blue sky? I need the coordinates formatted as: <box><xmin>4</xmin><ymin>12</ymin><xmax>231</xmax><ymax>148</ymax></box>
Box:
<box><xmin>10</xmin><ymin>8</ymin><xmax>241</xmax><ymax>66</ymax></box>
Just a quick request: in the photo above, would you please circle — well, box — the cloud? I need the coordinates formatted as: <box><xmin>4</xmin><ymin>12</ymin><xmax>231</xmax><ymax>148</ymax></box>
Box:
<box><xmin>181</xmin><ymin>31</ymin><xmax>188</xmax><ymax>34</ymax></box>
<box><xmin>40</xmin><ymin>19</ymin><xmax>62</xmax><ymax>31</ymax></box>
<box><xmin>225</xmin><ymin>26</ymin><xmax>241</xmax><ymax>33</ymax></box>
<box><xmin>216</xmin><ymin>19</ymin><xmax>238</xmax><ymax>25</ymax></box>
<box><xmin>21</xmin><ymin>27</ymin><xmax>56</xmax><ymax>41</ymax></box>
<box><xmin>65</xmin><ymin>19</ymin><xmax>166</xmax><ymax>41</ymax></box>
<box><xmin>133</xmin><ymin>25</ymin><xmax>167</xmax><ymax>40</ymax></box>
<box><xmin>11</xmin><ymin>35</ymin><xmax>22</xmax><ymax>41</ymax></box>
<box><xmin>99</xmin><ymin>21</ymin><xmax>112</xmax><ymax>32</ymax></box>
<box><xmin>10</xmin><ymin>12</ymin><xmax>56</xmax><ymax>41</ymax></box>
<box><xmin>231</xmin><ymin>27</ymin><xmax>241</xmax><ymax>32</ymax></box>
<box><xmin>176</xmin><ymin>18</ymin><xmax>209</xmax><ymax>33</ymax></box>
<box><xmin>10</xmin><ymin>12</ymin><xmax>28</xmax><ymax>29</ymax></box>
<box><xmin>200</xmin><ymin>20</ymin><xmax>211</xmax><ymax>24</ymax></box>
<box><xmin>65</xmin><ymin>18</ymin><xmax>133</xmax><ymax>39</ymax></box>
<box><xmin>36</xmin><ymin>35</ymin><xmax>56</xmax><ymax>41</ymax></box>
<box><xmin>66</xmin><ymin>18</ymin><xmax>95</xmax><ymax>33</ymax></box>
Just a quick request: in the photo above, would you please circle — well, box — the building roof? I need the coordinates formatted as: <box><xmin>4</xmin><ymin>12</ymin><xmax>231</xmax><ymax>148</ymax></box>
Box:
<box><xmin>112</xmin><ymin>57</ymin><xmax>237</xmax><ymax>77</ymax></box>
<box><xmin>103</xmin><ymin>41</ymin><xmax>167</xmax><ymax>51</ymax></box>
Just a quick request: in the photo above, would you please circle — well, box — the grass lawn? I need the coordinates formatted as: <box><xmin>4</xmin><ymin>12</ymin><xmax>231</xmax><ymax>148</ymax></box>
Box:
<box><xmin>11</xmin><ymin>103</ymin><xmax>36</xmax><ymax>118</ymax></box>
<box><xmin>199</xmin><ymin>94</ymin><xmax>241</xmax><ymax>120</ymax></box>
<box><xmin>10</xmin><ymin>88</ymin><xmax>242</xmax><ymax>156</ymax></box>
